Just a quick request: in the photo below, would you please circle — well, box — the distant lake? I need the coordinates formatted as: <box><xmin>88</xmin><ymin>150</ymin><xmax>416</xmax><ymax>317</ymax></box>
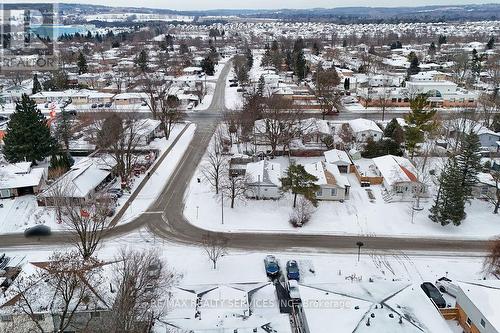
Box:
<box><xmin>30</xmin><ymin>25</ymin><xmax>94</xmax><ymax>38</ymax></box>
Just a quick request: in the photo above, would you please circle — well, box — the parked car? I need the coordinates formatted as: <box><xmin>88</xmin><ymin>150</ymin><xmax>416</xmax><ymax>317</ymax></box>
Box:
<box><xmin>264</xmin><ymin>255</ymin><xmax>280</xmax><ymax>277</ymax></box>
<box><xmin>435</xmin><ymin>277</ymin><xmax>460</xmax><ymax>297</ymax></box>
<box><xmin>91</xmin><ymin>103</ymin><xmax>98</xmax><ymax>109</ymax></box>
<box><xmin>236</xmin><ymin>88</ymin><xmax>245</xmax><ymax>93</ymax></box>
<box><xmin>104</xmin><ymin>102</ymin><xmax>112</xmax><ymax>108</ymax></box>
<box><xmin>229</xmin><ymin>83</ymin><xmax>238</xmax><ymax>87</ymax></box>
<box><xmin>286</xmin><ymin>260</ymin><xmax>300</xmax><ymax>281</ymax></box>
<box><xmin>24</xmin><ymin>225</ymin><xmax>52</xmax><ymax>237</ymax></box>
<box><xmin>97</xmin><ymin>103</ymin><xmax>104</xmax><ymax>108</ymax></box>
<box><xmin>287</xmin><ymin>280</ymin><xmax>301</xmax><ymax>301</ymax></box>
<box><xmin>107</xmin><ymin>188</ymin><xmax>124</xmax><ymax>198</ymax></box>
<box><xmin>420</xmin><ymin>282</ymin><xmax>446</xmax><ymax>308</ymax></box>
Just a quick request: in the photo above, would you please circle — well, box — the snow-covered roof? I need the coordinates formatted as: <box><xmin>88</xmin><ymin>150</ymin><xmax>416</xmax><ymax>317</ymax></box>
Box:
<box><xmin>304</xmin><ymin>162</ymin><xmax>349</xmax><ymax>188</ymax></box>
<box><xmin>348</xmin><ymin>118</ymin><xmax>382</xmax><ymax>134</ymax></box>
<box><xmin>0</xmin><ymin>160</ymin><xmax>44</xmax><ymax>190</ymax></box>
<box><xmin>457</xmin><ymin>280</ymin><xmax>500</xmax><ymax>331</ymax></box>
<box><xmin>245</xmin><ymin>160</ymin><xmax>281</xmax><ymax>187</ymax></box>
<box><xmin>324</xmin><ymin>149</ymin><xmax>351</xmax><ymax>165</ymax></box>
<box><xmin>40</xmin><ymin>156</ymin><xmax>115</xmax><ymax>199</ymax></box>
<box><xmin>372</xmin><ymin>155</ymin><xmax>418</xmax><ymax>186</ymax></box>
<box><xmin>299</xmin><ymin>282</ymin><xmax>453</xmax><ymax>333</ymax></box>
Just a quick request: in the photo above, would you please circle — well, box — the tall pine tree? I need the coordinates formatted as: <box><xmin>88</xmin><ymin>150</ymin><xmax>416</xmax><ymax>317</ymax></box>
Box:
<box><xmin>281</xmin><ymin>164</ymin><xmax>320</xmax><ymax>208</ymax></box>
<box><xmin>3</xmin><ymin>94</ymin><xmax>57</xmax><ymax>164</ymax></box>
<box><xmin>457</xmin><ymin>131</ymin><xmax>482</xmax><ymax>200</ymax></box>
<box><xmin>429</xmin><ymin>157</ymin><xmax>467</xmax><ymax>226</ymax></box>
<box><xmin>76</xmin><ymin>52</ymin><xmax>88</xmax><ymax>75</ymax></box>
<box><xmin>32</xmin><ymin>73</ymin><xmax>42</xmax><ymax>95</ymax></box>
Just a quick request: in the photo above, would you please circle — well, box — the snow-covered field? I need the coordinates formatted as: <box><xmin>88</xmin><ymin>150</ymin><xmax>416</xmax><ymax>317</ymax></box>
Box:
<box><xmin>0</xmin><ymin>123</ymin><xmax>194</xmax><ymax>234</ymax></box>
<box><xmin>185</xmin><ymin>155</ymin><xmax>500</xmax><ymax>240</ymax></box>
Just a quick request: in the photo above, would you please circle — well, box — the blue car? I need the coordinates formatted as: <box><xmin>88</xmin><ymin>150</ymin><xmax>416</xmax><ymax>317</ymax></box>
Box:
<box><xmin>264</xmin><ymin>255</ymin><xmax>280</xmax><ymax>277</ymax></box>
<box><xmin>286</xmin><ymin>260</ymin><xmax>300</xmax><ymax>281</ymax></box>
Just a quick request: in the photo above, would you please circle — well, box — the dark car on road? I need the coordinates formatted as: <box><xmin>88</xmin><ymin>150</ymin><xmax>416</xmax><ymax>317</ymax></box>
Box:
<box><xmin>421</xmin><ymin>282</ymin><xmax>446</xmax><ymax>308</ymax></box>
<box><xmin>24</xmin><ymin>225</ymin><xmax>52</xmax><ymax>237</ymax></box>
<box><xmin>264</xmin><ymin>255</ymin><xmax>280</xmax><ymax>277</ymax></box>
<box><xmin>286</xmin><ymin>260</ymin><xmax>300</xmax><ymax>281</ymax></box>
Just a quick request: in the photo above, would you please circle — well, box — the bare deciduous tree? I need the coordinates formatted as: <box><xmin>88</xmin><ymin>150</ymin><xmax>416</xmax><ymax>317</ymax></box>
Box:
<box><xmin>201</xmin><ymin>135</ymin><xmax>227</xmax><ymax>195</ymax></box>
<box><xmin>221</xmin><ymin>167</ymin><xmax>248</xmax><ymax>209</ymax></box>
<box><xmin>484</xmin><ymin>238</ymin><xmax>500</xmax><ymax>278</ymax></box>
<box><xmin>485</xmin><ymin>171</ymin><xmax>500</xmax><ymax>214</ymax></box>
<box><xmin>202</xmin><ymin>234</ymin><xmax>228</xmax><ymax>269</ymax></box>
<box><xmin>111</xmin><ymin>248</ymin><xmax>178</xmax><ymax>333</ymax></box>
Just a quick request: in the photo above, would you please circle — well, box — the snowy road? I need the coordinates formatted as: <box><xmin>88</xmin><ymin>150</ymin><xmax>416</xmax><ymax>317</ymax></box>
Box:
<box><xmin>0</xmin><ymin>59</ymin><xmax>493</xmax><ymax>254</ymax></box>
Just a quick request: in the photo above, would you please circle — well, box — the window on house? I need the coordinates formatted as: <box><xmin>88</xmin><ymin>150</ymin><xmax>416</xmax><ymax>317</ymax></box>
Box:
<box><xmin>0</xmin><ymin>315</ymin><xmax>13</xmax><ymax>322</ymax></box>
<box><xmin>331</xmin><ymin>188</ymin><xmax>337</xmax><ymax>196</ymax></box>
<box><xmin>466</xmin><ymin>317</ymin><xmax>472</xmax><ymax>326</ymax></box>
<box><xmin>33</xmin><ymin>314</ymin><xmax>44</xmax><ymax>321</ymax></box>
<box><xmin>480</xmin><ymin>318</ymin><xmax>486</xmax><ymax>328</ymax></box>
<box><xmin>316</xmin><ymin>190</ymin><xmax>322</xmax><ymax>197</ymax></box>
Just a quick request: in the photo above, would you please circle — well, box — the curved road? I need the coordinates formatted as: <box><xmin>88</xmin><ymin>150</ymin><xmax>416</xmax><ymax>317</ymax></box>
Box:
<box><xmin>0</xmin><ymin>60</ymin><xmax>492</xmax><ymax>254</ymax></box>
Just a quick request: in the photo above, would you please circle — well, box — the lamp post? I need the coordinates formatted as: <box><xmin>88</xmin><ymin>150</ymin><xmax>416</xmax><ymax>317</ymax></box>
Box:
<box><xmin>221</xmin><ymin>191</ymin><xmax>224</xmax><ymax>225</ymax></box>
<box><xmin>196</xmin><ymin>206</ymin><xmax>199</xmax><ymax>220</ymax></box>
<box><xmin>356</xmin><ymin>241</ymin><xmax>364</xmax><ymax>262</ymax></box>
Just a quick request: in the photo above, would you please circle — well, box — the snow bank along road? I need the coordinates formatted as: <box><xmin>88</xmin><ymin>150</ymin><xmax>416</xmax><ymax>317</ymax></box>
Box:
<box><xmin>0</xmin><ymin>60</ymin><xmax>493</xmax><ymax>254</ymax></box>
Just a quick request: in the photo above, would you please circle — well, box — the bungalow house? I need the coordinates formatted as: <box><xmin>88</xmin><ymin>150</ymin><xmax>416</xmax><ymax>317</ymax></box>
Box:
<box><xmin>473</xmin><ymin>172</ymin><xmax>498</xmax><ymax>199</ymax></box>
<box><xmin>245</xmin><ymin>160</ymin><xmax>281</xmax><ymax>199</ymax></box>
<box><xmin>304</xmin><ymin>161</ymin><xmax>350</xmax><ymax>201</ymax></box>
<box><xmin>113</xmin><ymin>93</ymin><xmax>149</xmax><ymax>106</ymax></box>
<box><xmin>348</xmin><ymin>119</ymin><xmax>383</xmax><ymax>143</ymax></box>
<box><xmin>135</xmin><ymin>119</ymin><xmax>163</xmax><ymax>146</ymax></box>
<box><xmin>324</xmin><ymin>149</ymin><xmax>353</xmax><ymax>173</ymax></box>
<box><xmin>37</xmin><ymin>156</ymin><xmax>116</xmax><ymax>206</ymax></box>
<box><xmin>372</xmin><ymin>155</ymin><xmax>427</xmax><ymax>200</ymax></box>
<box><xmin>446</xmin><ymin>119</ymin><xmax>500</xmax><ymax>151</ymax></box>
<box><xmin>448</xmin><ymin>281</ymin><xmax>500</xmax><ymax>333</ymax></box>
<box><xmin>0</xmin><ymin>159</ymin><xmax>46</xmax><ymax>198</ymax></box>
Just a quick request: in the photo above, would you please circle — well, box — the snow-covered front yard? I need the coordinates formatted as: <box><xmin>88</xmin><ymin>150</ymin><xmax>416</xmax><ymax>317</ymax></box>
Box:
<box><xmin>184</xmin><ymin>155</ymin><xmax>500</xmax><ymax>240</ymax></box>
<box><xmin>0</xmin><ymin>123</ymin><xmax>195</xmax><ymax>234</ymax></box>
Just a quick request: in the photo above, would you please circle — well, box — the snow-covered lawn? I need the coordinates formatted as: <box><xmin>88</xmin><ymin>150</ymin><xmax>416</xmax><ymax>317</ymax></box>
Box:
<box><xmin>0</xmin><ymin>123</ymin><xmax>194</xmax><ymax>234</ymax></box>
<box><xmin>192</xmin><ymin>82</ymin><xmax>215</xmax><ymax>111</ymax></box>
<box><xmin>185</xmin><ymin>155</ymin><xmax>500</xmax><ymax>240</ymax></box>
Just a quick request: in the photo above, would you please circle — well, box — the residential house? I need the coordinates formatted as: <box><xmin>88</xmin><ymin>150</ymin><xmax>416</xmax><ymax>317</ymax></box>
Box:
<box><xmin>447</xmin><ymin>281</ymin><xmax>500</xmax><ymax>333</ymax></box>
<box><xmin>304</xmin><ymin>161</ymin><xmax>350</xmax><ymax>201</ymax></box>
<box><xmin>473</xmin><ymin>172</ymin><xmax>498</xmax><ymax>199</ymax></box>
<box><xmin>348</xmin><ymin>118</ymin><xmax>383</xmax><ymax>143</ymax></box>
<box><xmin>37</xmin><ymin>156</ymin><xmax>116</xmax><ymax>206</ymax></box>
<box><xmin>113</xmin><ymin>92</ymin><xmax>149</xmax><ymax>106</ymax></box>
<box><xmin>372</xmin><ymin>155</ymin><xmax>427</xmax><ymax>200</ymax></box>
<box><xmin>0</xmin><ymin>159</ymin><xmax>46</xmax><ymax>198</ymax></box>
<box><xmin>245</xmin><ymin>160</ymin><xmax>281</xmax><ymax>199</ymax></box>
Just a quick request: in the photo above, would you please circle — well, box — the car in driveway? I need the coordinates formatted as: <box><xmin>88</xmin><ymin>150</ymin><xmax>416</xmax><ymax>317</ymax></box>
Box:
<box><xmin>421</xmin><ymin>282</ymin><xmax>446</xmax><ymax>308</ymax></box>
<box><xmin>107</xmin><ymin>188</ymin><xmax>124</xmax><ymax>198</ymax></box>
<box><xmin>264</xmin><ymin>255</ymin><xmax>280</xmax><ymax>277</ymax></box>
<box><xmin>435</xmin><ymin>277</ymin><xmax>460</xmax><ymax>297</ymax></box>
<box><xmin>287</xmin><ymin>280</ymin><xmax>301</xmax><ymax>301</ymax></box>
<box><xmin>286</xmin><ymin>260</ymin><xmax>300</xmax><ymax>281</ymax></box>
<box><xmin>24</xmin><ymin>225</ymin><xmax>52</xmax><ymax>237</ymax></box>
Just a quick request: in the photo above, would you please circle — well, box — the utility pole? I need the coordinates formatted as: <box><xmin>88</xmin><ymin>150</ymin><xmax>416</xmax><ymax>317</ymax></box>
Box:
<box><xmin>221</xmin><ymin>191</ymin><xmax>224</xmax><ymax>225</ymax></box>
<box><xmin>356</xmin><ymin>241</ymin><xmax>364</xmax><ymax>262</ymax></box>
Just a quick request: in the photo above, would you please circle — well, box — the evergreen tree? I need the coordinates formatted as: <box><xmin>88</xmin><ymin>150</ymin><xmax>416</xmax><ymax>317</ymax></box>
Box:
<box><xmin>428</xmin><ymin>42</ymin><xmax>436</xmax><ymax>58</ymax></box>
<box><xmin>438</xmin><ymin>35</ymin><xmax>447</xmax><ymax>46</ymax></box>
<box><xmin>383</xmin><ymin>118</ymin><xmax>405</xmax><ymax>145</ymax></box>
<box><xmin>135</xmin><ymin>49</ymin><xmax>149</xmax><ymax>72</ymax></box>
<box><xmin>344</xmin><ymin>77</ymin><xmax>350</xmax><ymax>91</ymax></box>
<box><xmin>246</xmin><ymin>48</ymin><xmax>253</xmax><ymax>69</ymax></box>
<box><xmin>76</xmin><ymin>52</ymin><xmax>88</xmax><ymax>75</ymax></box>
<box><xmin>312</xmin><ymin>42</ymin><xmax>320</xmax><ymax>56</ymax></box>
<box><xmin>404</xmin><ymin>95</ymin><xmax>437</xmax><ymax>158</ymax></box>
<box><xmin>407</xmin><ymin>51</ymin><xmax>420</xmax><ymax>77</ymax></box>
<box><xmin>32</xmin><ymin>73</ymin><xmax>42</xmax><ymax>95</ymax></box>
<box><xmin>293</xmin><ymin>48</ymin><xmax>307</xmax><ymax>80</ymax></box>
<box><xmin>457</xmin><ymin>131</ymin><xmax>482</xmax><ymax>199</ymax></box>
<box><xmin>429</xmin><ymin>157</ymin><xmax>466</xmax><ymax>226</ymax></box>
<box><xmin>3</xmin><ymin>94</ymin><xmax>57</xmax><ymax>163</ymax></box>
<box><xmin>471</xmin><ymin>49</ymin><xmax>482</xmax><ymax>78</ymax></box>
<box><xmin>261</xmin><ymin>47</ymin><xmax>272</xmax><ymax>67</ymax></box>
<box><xmin>54</xmin><ymin>110</ymin><xmax>73</xmax><ymax>151</ymax></box>
<box><xmin>257</xmin><ymin>75</ymin><xmax>265</xmax><ymax>97</ymax></box>
<box><xmin>201</xmin><ymin>56</ymin><xmax>215</xmax><ymax>76</ymax></box>
<box><xmin>342</xmin><ymin>39</ymin><xmax>347</xmax><ymax>47</ymax></box>
<box><xmin>208</xmin><ymin>46</ymin><xmax>219</xmax><ymax>64</ymax></box>
<box><xmin>486</xmin><ymin>36</ymin><xmax>495</xmax><ymax>50</ymax></box>
<box><xmin>280</xmin><ymin>164</ymin><xmax>320</xmax><ymax>208</ymax></box>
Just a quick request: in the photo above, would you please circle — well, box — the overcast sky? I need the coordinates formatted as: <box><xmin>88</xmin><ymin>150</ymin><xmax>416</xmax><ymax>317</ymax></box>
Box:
<box><xmin>1</xmin><ymin>0</ymin><xmax>495</xmax><ymax>10</ymax></box>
